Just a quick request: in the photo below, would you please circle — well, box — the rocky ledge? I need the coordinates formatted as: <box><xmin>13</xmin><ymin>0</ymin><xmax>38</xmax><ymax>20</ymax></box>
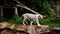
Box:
<box><xmin>0</xmin><ymin>22</ymin><xmax>60</xmax><ymax>34</ymax></box>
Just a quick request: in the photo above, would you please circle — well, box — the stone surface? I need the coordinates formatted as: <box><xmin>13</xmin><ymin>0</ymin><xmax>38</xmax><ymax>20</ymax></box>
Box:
<box><xmin>16</xmin><ymin>25</ymin><xmax>27</xmax><ymax>32</ymax></box>
<box><xmin>26</xmin><ymin>25</ymin><xmax>49</xmax><ymax>34</ymax></box>
<box><xmin>26</xmin><ymin>25</ymin><xmax>37</xmax><ymax>34</ymax></box>
<box><xmin>41</xmin><ymin>25</ymin><xmax>49</xmax><ymax>29</ymax></box>
<box><xmin>1</xmin><ymin>29</ymin><xmax>14</xmax><ymax>34</ymax></box>
<box><xmin>0</xmin><ymin>22</ymin><xmax>10</xmax><ymax>29</ymax></box>
<box><xmin>50</xmin><ymin>27</ymin><xmax>60</xmax><ymax>34</ymax></box>
<box><xmin>50</xmin><ymin>27</ymin><xmax>60</xmax><ymax>30</ymax></box>
<box><xmin>9</xmin><ymin>24</ymin><xmax>16</xmax><ymax>29</ymax></box>
<box><xmin>0</xmin><ymin>22</ymin><xmax>50</xmax><ymax>34</ymax></box>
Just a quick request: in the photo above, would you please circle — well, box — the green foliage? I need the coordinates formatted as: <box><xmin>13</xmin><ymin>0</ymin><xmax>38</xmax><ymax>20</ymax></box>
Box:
<box><xmin>39</xmin><ymin>17</ymin><xmax>60</xmax><ymax>27</ymax></box>
<box><xmin>41</xmin><ymin>2</ymin><xmax>55</xmax><ymax>17</ymax></box>
<box><xmin>8</xmin><ymin>14</ymin><xmax>23</xmax><ymax>24</ymax></box>
<box><xmin>0</xmin><ymin>16</ymin><xmax>7</xmax><ymax>22</ymax></box>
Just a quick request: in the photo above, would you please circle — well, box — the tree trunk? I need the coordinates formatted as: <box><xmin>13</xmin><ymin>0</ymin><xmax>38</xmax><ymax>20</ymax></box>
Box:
<box><xmin>14</xmin><ymin>7</ymin><xmax>18</xmax><ymax>15</ymax></box>
<box><xmin>1</xmin><ymin>7</ymin><xmax>3</xmax><ymax>16</ymax></box>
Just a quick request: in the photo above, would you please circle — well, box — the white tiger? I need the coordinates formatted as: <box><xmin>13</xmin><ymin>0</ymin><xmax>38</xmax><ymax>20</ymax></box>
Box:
<box><xmin>22</xmin><ymin>13</ymin><xmax>45</xmax><ymax>26</ymax></box>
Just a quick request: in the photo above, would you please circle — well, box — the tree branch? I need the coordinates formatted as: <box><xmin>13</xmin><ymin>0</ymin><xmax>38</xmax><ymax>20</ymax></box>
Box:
<box><xmin>14</xmin><ymin>0</ymin><xmax>39</xmax><ymax>14</ymax></box>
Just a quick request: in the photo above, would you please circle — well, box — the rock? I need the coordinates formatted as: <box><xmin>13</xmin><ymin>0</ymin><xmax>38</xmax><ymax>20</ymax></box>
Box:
<box><xmin>0</xmin><ymin>22</ymin><xmax>10</xmax><ymax>29</ymax></box>
<box><xmin>9</xmin><ymin>24</ymin><xmax>16</xmax><ymax>29</ymax></box>
<box><xmin>1</xmin><ymin>29</ymin><xmax>13</xmax><ymax>34</ymax></box>
<box><xmin>16</xmin><ymin>31</ymin><xmax>29</xmax><ymax>34</ymax></box>
<box><xmin>16</xmin><ymin>32</ymin><xmax>21</xmax><ymax>34</ymax></box>
<box><xmin>0</xmin><ymin>22</ymin><xmax>50</xmax><ymax>34</ymax></box>
<box><xmin>26</xmin><ymin>25</ymin><xmax>49</xmax><ymax>34</ymax></box>
<box><xmin>16</xmin><ymin>25</ymin><xmax>27</xmax><ymax>31</ymax></box>
<box><xmin>41</xmin><ymin>25</ymin><xmax>49</xmax><ymax>29</ymax></box>
<box><xmin>50</xmin><ymin>27</ymin><xmax>60</xmax><ymax>34</ymax></box>
<box><xmin>50</xmin><ymin>27</ymin><xmax>60</xmax><ymax>30</ymax></box>
<box><xmin>26</xmin><ymin>25</ymin><xmax>37</xmax><ymax>34</ymax></box>
<box><xmin>35</xmin><ymin>25</ymin><xmax>49</xmax><ymax>34</ymax></box>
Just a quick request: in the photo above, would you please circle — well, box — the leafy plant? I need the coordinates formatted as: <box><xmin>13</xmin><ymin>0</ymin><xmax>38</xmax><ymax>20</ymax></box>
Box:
<box><xmin>9</xmin><ymin>14</ymin><xmax>23</xmax><ymax>24</ymax></box>
<box><xmin>39</xmin><ymin>17</ymin><xmax>60</xmax><ymax>27</ymax></box>
<box><xmin>0</xmin><ymin>16</ymin><xmax>7</xmax><ymax>22</ymax></box>
<box><xmin>41</xmin><ymin>2</ymin><xmax>55</xmax><ymax>17</ymax></box>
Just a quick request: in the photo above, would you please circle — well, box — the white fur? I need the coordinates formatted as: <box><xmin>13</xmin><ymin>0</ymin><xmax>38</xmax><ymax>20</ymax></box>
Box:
<box><xmin>22</xmin><ymin>13</ymin><xmax>45</xmax><ymax>26</ymax></box>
